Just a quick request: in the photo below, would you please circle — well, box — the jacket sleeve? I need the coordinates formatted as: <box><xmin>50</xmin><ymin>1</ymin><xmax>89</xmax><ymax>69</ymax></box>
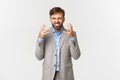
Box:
<box><xmin>35</xmin><ymin>38</ymin><xmax>45</xmax><ymax>60</ymax></box>
<box><xmin>69</xmin><ymin>32</ymin><xmax>81</xmax><ymax>60</ymax></box>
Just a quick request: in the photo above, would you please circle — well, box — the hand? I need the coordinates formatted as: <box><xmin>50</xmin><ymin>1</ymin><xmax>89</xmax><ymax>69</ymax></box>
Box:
<box><xmin>38</xmin><ymin>24</ymin><xmax>49</xmax><ymax>38</ymax></box>
<box><xmin>64</xmin><ymin>23</ymin><xmax>74</xmax><ymax>37</ymax></box>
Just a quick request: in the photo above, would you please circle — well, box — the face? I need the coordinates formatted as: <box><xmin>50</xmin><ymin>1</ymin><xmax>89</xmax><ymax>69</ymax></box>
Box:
<box><xmin>50</xmin><ymin>13</ymin><xmax>65</xmax><ymax>31</ymax></box>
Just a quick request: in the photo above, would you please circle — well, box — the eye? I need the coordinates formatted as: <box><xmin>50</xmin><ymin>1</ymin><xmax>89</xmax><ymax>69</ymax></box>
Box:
<box><xmin>58</xmin><ymin>18</ymin><xmax>62</xmax><ymax>20</ymax></box>
<box><xmin>52</xmin><ymin>18</ymin><xmax>56</xmax><ymax>19</ymax></box>
<box><xmin>59</xmin><ymin>18</ymin><xmax>62</xmax><ymax>19</ymax></box>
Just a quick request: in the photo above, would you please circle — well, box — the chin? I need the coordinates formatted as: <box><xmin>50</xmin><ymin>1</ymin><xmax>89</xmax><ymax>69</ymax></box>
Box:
<box><xmin>54</xmin><ymin>26</ymin><xmax>61</xmax><ymax>31</ymax></box>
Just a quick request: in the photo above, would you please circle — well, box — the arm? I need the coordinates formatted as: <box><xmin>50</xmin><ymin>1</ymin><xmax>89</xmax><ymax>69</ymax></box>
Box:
<box><xmin>35</xmin><ymin>38</ymin><xmax>45</xmax><ymax>60</ymax></box>
<box><xmin>69</xmin><ymin>32</ymin><xmax>81</xmax><ymax>60</ymax></box>
<box><xmin>35</xmin><ymin>24</ymin><xmax>48</xmax><ymax>60</ymax></box>
<box><xmin>64</xmin><ymin>23</ymin><xmax>81</xmax><ymax>60</ymax></box>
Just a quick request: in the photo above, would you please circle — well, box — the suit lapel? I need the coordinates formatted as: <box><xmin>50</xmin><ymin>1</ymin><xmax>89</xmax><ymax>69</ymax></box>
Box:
<box><xmin>48</xmin><ymin>27</ymin><xmax>56</xmax><ymax>54</ymax></box>
<box><xmin>49</xmin><ymin>27</ymin><xmax>67</xmax><ymax>51</ymax></box>
<box><xmin>60</xmin><ymin>29</ymin><xmax>67</xmax><ymax>49</ymax></box>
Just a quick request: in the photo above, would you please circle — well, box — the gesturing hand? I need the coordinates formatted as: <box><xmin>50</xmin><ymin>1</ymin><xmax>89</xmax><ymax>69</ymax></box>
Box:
<box><xmin>64</xmin><ymin>23</ymin><xmax>74</xmax><ymax>37</ymax></box>
<box><xmin>38</xmin><ymin>24</ymin><xmax>49</xmax><ymax>38</ymax></box>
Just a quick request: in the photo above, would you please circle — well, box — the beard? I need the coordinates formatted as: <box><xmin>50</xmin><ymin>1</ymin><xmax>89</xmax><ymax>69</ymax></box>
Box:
<box><xmin>52</xmin><ymin>22</ymin><xmax>63</xmax><ymax>31</ymax></box>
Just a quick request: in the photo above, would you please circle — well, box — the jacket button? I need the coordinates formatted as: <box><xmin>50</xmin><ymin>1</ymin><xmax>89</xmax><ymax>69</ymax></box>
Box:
<box><xmin>55</xmin><ymin>54</ymin><xmax>57</xmax><ymax>56</ymax></box>
<box><xmin>54</xmin><ymin>64</ymin><xmax>56</xmax><ymax>67</ymax></box>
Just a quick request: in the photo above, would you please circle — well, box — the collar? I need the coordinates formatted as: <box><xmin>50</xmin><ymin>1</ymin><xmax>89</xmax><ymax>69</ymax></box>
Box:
<box><xmin>52</xmin><ymin>26</ymin><xmax>63</xmax><ymax>34</ymax></box>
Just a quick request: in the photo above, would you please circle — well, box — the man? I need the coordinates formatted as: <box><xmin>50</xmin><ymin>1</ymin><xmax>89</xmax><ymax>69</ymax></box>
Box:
<box><xmin>35</xmin><ymin>7</ymin><xmax>81</xmax><ymax>80</ymax></box>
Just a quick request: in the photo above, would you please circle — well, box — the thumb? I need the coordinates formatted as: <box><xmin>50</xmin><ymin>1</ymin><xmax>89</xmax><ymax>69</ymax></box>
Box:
<box><xmin>63</xmin><ymin>30</ymin><xmax>68</xmax><ymax>34</ymax></box>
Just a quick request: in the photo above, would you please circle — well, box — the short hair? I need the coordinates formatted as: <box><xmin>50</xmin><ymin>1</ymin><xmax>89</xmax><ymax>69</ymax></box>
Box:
<box><xmin>49</xmin><ymin>7</ymin><xmax>65</xmax><ymax>17</ymax></box>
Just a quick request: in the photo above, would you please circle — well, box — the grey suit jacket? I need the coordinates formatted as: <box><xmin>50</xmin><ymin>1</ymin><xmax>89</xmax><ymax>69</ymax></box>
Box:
<box><xmin>35</xmin><ymin>27</ymin><xmax>81</xmax><ymax>80</ymax></box>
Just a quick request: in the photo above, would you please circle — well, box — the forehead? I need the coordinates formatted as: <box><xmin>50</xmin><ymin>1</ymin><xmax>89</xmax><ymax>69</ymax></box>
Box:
<box><xmin>50</xmin><ymin>13</ymin><xmax>64</xmax><ymax>17</ymax></box>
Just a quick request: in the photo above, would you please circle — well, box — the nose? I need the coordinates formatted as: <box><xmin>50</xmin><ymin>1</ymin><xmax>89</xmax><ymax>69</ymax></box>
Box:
<box><xmin>55</xmin><ymin>19</ymin><xmax>59</xmax><ymax>23</ymax></box>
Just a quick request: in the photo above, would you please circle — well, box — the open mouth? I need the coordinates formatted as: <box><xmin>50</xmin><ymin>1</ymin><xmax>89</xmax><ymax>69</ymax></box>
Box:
<box><xmin>55</xmin><ymin>23</ymin><xmax>60</xmax><ymax>25</ymax></box>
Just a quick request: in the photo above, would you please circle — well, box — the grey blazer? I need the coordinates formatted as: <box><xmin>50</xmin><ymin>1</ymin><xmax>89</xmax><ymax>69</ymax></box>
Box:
<box><xmin>35</xmin><ymin>27</ymin><xmax>81</xmax><ymax>80</ymax></box>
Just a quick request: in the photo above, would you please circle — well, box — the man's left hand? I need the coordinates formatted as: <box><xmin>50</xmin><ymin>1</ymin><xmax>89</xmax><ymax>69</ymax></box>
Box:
<box><xmin>64</xmin><ymin>23</ymin><xmax>74</xmax><ymax>37</ymax></box>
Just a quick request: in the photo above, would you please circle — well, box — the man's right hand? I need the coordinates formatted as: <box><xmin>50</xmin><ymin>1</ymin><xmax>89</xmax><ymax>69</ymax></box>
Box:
<box><xmin>38</xmin><ymin>24</ymin><xmax>49</xmax><ymax>38</ymax></box>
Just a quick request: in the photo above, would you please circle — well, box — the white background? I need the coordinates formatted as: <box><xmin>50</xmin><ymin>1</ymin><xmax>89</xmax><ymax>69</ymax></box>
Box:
<box><xmin>0</xmin><ymin>0</ymin><xmax>120</xmax><ymax>80</ymax></box>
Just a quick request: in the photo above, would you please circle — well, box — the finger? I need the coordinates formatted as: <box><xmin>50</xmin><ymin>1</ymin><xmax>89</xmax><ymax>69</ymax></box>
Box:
<box><xmin>68</xmin><ymin>23</ymin><xmax>72</xmax><ymax>27</ymax></box>
<box><xmin>64</xmin><ymin>26</ymin><xmax>67</xmax><ymax>30</ymax></box>
<box><xmin>63</xmin><ymin>31</ymin><xmax>68</xmax><ymax>34</ymax></box>
<box><xmin>68</xmin><ymin>23</ymin><xmax>73</xmax><ymax>31</ymax></box>
<box><xmin>66</xmin><ymin>24</ymin><xmax>71</xmax><ymax>30</ymax></box>
<box><xmin>67</xmin><ymin>29</ymin><xmax>71</xmax><ymax>32</ymax></box>
<box><xmin>43</xmin><ymin>27</ymin><xmax>49</xmax><ymax>31</ymax></box>
<box><xmin>44</xmin><ymin>31</ymin><xmax>49</xmax><ymax>35</ymax></box>
<box><xmin>40</xmin><ymin>24</ymin><xmax>46</xmax><ymax>30</ymax></box>
<box><xmin>65</xmin><ymin>25</ymin><xmax>70</xmax><ymax>31</ymax></box>
<box><xmin>43</xmin><ymin>29</ymin><xmax>49</xmax><ymax>33</ymax></box>
<box><xmin>43</xmin><ymin>28</ymin><xmax>49</xmax><ymax>33</ymax></box>
<box><xmin>66</xmin><ymin>26</ymin><xmax>71</xmax><ymax>32</ymax></box>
